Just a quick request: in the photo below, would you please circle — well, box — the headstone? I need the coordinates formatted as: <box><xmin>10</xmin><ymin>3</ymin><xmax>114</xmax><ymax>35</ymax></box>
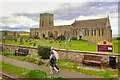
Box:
<box><xmin>2</xmin><ymin>39</ymin><xmax>5</xmax><ymax>43</ymax></box>
<box><xmin>60</xmin><ymin>43</ymin><xmax>62</xmax><ymax>47</ymax></box>
<box><xmin>29</xmin><ymin>40</ymin><xmax>31</xmax><ymax>42</ymax></box>
<box><xmin>69</xmin><ymin>42</ymin><xmax>71</xmax><ymax>47</ymax></box>
<box><xmin>64</xmin><ymin>44</ymin><xmax>66</xmax><ymax>48</ymax></box>
<box><xmin>50</xmin><ymin>41</ymin><xmax>53</xmax><ymax>43</ymax></box>
<box><xmin>89</xmin><ymin>42</ymin><xmax>90</xmax><ymax>47</ymax></box>
<box><xmin>15</xmin><ymin>38</ymin><xmax>17</xmax><ymax>42</ymax></box>
<box><xmin>22</xmin><ymin>41</ymin><xmax>23</xmax><ymax>44</ymax></box>
<box><xmin>26</xmin><ymin>40</ymin><xmax>28</xmax><ymax>42</ymax></box>
<box><xmin>33</xmin><ymin>42</ymin><xmax>36</xmax><ymax>46</ymax></box>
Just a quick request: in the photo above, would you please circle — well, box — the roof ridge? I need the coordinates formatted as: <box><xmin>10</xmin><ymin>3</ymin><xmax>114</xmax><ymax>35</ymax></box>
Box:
<box><xmin>76</xmin><ymin>17</ymin><xmax>108</xmax><ymax>22</ymax></box>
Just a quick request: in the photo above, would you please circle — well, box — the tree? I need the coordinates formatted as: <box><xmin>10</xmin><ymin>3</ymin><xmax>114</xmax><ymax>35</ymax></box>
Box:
<box><xmin>56</xmin><ymin>34</ymin><xmax>66</xmax><ymax>41</ymax></box>
<box><xmin>12</xmin><ymin>31</ymin><xmax>16</xmax><ymax>36</ymax></box>
<box><xmin>48</xmin><ymin>32</ymin><xmax>53</xmax><ymax>38</ymax></box>
<box><xmin>3</xmin><ymin>32</ymin><xmax>8</xmax><ymax>36</ymax></box>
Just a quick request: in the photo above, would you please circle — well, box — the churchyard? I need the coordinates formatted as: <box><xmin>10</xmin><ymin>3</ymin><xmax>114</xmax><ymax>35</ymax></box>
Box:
<box><xmin>0</xmin><ymin>35</ymin><xmax>120</xmax><ymax>79</ymax></box>
<box><xmin>1</xmin><ymin>36</ymin><xmax>119</xmax><ymax>54</ymax></box>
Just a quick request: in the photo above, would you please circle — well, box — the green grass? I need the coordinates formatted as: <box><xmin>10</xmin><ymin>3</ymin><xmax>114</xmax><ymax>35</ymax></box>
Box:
<box><xmin>1</xmin><ymin>38</ymin><xmax>119</xmax><ymax>54</ymax></box>
<box><xmin>1</xmin><ymin>38</ymin><xmax>46</xmax><ymax>47</ymax></box>
<box><xmin>56</xmin><ymin>59</ymin><xmax>118</xmax><ymax>78</ymax></box>
<box><xmin>38</xmin><ymin>39</ymin><xmax>120</xmax><ymax>54</ymax></box>
<box><xmin>0</xmin><ymin>61</ymin><xmax>54</xmax><ymax>78</ymax></box>
<box><xmin>0</xmin><ymin>51</ymin><xmax>41</xmax><ymax>64</ymax></box>
<box><xmin>0</xmin><ymin>51</ymin><xmax>119</xmax><ymax>78</ymax></box>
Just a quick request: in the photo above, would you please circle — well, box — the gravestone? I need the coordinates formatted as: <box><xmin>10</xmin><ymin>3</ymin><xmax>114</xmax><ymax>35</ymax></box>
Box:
<box><xmin>20</xmin><ymin>38</ymin><xmax>23</xmax><ymax>44</ymax></box>
<box><xmin>38</xmin><ymin>45</ymin><xmax>40</xmax><ymax>47</ymax></box>
<box><xmin>50</xmin><ymin>41</ymin><xmax>53</xmax><ymax>43</ymax></box>
<box><xmin>33</xmin><ymin>42</ymin><xmax>36</xmax><ymax>46</ymax></box>
<box><xmin>29</xmin><ymin>40</ymin><xmax>31</xmax><ymax>42</ymax></box>
<box><xmin>88</xmin><ymin>42</ymin><xmax>90</xmax><ymax>47</ymax></box>
<box><xmin>64</xmin><ymin>44</ymin><xmax>66</xmax><ymax>48</ymax></box>
<box><xmin>26</xmin><ymin>40</ymin><xmax>28</xmax><ymax>42</ymax></box>
<box><xmin>15</xmin><ymin>38</ymin><xmax>17</xmax><ymax>42</ymax></box>
<box><xmin>2</xmin><ymin>39</ymin><xmax>5</xmax><ymax>43</ymax></box>
<box><xmin>60</xmin><ymin>43</ymin><xmax>62</xmax><ymax>47</ymax></box>
<box><xmin>69</xmin><ymin>42</ymin><xmax>71</xmax><ymax>47</ymax></box>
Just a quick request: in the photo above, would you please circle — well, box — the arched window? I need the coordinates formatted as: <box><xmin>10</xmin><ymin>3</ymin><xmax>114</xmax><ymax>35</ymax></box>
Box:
<box><xmin>91</xmin><ymin>29</ymin><xmax>93</xmax><ymax>36</ymax></box>
<box><xmin>42</xmin><ymin>21</ymin><xmax>44</xmax><ymax>27</ymax></box>
<box><xmin>48</xmin><ymin>31</ymin><xmax>50</xmax><ymax>36</ymax></box>
<box><xmin>64</xmin><ymin>31</ymin><xmax>66</xmax><ymax>36</ymax></box>
<box><xmin>94</xmin><ymin>29</ymin><xmax>96</xmax><ymax>36</ymax></box>
<box><xmin>102</xmin><ymin>29</ymin><xmax>104</xmax><ymax>36</ymax></box>
<box><xmin>87</xmin><ymin>30</ymin><xmax>89</xmax><ymax>36</ymax></box>
<box><xmin>99</xmin><ymin>29</ymin><xmax>100</xmax><ymax>36</ymax></box>
<box><xmin>76</xmin><ymin>30</ymin><xmax>77</xmax><ymax>36</ymax></box>
<box><xmin>55</xmin><ymin>31</ymin><xmax>58</xmax><ymax>37</ymax></box>
<box><xmin>85</xmin><ymin>30</ymin><xmax>86</xmax><ymax>36</ymax></box>
<box><xmin>73</xmin><ymin>31</ymin><xmax>75</xmax><ymax>35</ymax></box>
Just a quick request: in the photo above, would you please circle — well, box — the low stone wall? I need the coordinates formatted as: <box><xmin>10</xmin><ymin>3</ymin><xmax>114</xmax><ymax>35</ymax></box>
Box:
<box><xmin>1</xmin><ymin>44</ymin><xmax>38</xmax><ymax>55</ymax></box>
<box><xmin>55</xmin><ymin>49</ymin><xmax>120</xmax><ymax>66</ymax></box>
<box><xmin>1</xmin><ymin>44</ymin><xmax>120</xmax><ymax>66</ymax></box>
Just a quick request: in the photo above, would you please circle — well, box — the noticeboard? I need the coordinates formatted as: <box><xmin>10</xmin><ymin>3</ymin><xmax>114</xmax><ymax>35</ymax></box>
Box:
<box><xmin>97</xmin><ymin>40</ymin><xmax>113</xmax><ymax>53</ymax></box>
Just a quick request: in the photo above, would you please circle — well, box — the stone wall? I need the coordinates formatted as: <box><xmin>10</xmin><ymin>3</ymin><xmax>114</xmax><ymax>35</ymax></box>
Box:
<box><xmin>55</xmin><ymin>49</ymin><xmax>120</xmax><ymax>66</ymax></box>
<box><xmin>1</xmin><ymin>44</ymin><xmax>38</xmax><ymax>55</ymax></box>
<box><xmin>1</xmin><ymin>44</ymin><xmax>120</xmax><ymax>66</ymax></box>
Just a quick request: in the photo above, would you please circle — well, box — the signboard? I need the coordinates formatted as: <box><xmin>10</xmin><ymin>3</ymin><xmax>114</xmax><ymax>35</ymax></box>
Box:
<box><xmin>97</xmin><ymin>41</ymin><xmax>113</xmax><ymax>53</ymax></box>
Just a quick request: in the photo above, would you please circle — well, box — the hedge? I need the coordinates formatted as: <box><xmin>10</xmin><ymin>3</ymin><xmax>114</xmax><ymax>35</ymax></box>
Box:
<box><xmin>38</xmin><ymin>46</ymin><xmax>51</xmax><ymax>59</ymax></box>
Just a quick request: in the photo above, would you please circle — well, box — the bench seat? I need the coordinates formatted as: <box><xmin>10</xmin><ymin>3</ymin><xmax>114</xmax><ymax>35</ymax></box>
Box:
<box><xmin>83</xmin><ymin>55</ymin><xmax>103</xmax><ymax>69</ymax></box>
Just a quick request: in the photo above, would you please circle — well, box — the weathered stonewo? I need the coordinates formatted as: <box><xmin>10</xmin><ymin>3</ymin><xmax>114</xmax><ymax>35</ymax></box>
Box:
<box><xmin>1</xmin><ymin>44</ymin><xmax>120</xmax><ymax>66</ymax></box>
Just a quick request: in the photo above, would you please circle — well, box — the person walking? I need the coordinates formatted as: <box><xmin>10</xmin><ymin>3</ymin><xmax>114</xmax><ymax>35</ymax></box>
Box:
<box><xmin>51</xmin><ymin>47</ymin><xmax>60</xmax><ymax>71</ymax></box>
<box><xmin>49</xmin><ymin>50</ymin><xmax>59</xmax><ymax>74</ymax></box>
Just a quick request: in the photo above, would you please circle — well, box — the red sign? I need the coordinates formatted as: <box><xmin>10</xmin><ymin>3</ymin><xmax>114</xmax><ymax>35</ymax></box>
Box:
<box><xmin>97</xmin><ymin>45</ymin><xmax>113</xmax><ymax>52</ymax></box>
<box><xmin>97</xmin><ymin>41</ymin><xmax>113</xmax><ymax>53</ymax></box>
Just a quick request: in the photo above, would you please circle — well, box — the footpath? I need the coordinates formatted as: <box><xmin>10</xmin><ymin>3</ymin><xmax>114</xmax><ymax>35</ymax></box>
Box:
<box><xmin>35</xmin><ymin>39</ymin><xmax>59</xmax><ymax>49</ymax></box>
<box><xmin>0</xmin><ymin>55</ymin><xmax>98</xmax><ymax>78</ymax></box>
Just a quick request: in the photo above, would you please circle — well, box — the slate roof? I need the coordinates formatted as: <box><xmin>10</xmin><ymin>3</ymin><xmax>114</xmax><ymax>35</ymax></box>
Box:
<box><xmin>72</xmin><ymin>18</ymin><xmax>109</xmax><ymax>28</ymax></box>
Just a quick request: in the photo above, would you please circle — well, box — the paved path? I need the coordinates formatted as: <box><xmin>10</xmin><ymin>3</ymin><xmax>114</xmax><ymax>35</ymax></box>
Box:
<box><xmin>0</xmin><ymin>55</ymin><xmax>98</xmax><ymax>78</ymax></box>
<box><xmin>35</xmin><ymin>39</ymin><xmax>59</xmax><ymax>49</ymax></box>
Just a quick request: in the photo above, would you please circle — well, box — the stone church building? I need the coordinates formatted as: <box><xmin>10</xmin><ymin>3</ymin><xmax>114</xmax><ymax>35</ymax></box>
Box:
<box><xmin>30</xmin><ymin>13</ymin><xmax>112</xmax><ymax>42</ymax></box>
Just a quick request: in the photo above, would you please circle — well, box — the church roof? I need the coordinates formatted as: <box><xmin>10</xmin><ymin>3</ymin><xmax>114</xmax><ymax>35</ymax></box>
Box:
<box><xmin>72</xmin><ymin>18</ymin><xmax>109</xmax><ymax>28</ymax></box>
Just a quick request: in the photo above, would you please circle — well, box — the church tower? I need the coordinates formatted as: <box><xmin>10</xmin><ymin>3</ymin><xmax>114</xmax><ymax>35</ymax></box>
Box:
<box><xmin>39</xmin><ymin>13</ymin><xmax>54</xmax><ymax>28</ymax></box>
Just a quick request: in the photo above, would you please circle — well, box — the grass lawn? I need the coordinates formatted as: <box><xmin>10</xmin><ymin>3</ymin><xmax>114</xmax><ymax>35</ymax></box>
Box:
<box><xmin>1</xmin><ymin>38</ymin><xmax>46</xmax><ymax>47</ymax></box>
<box><xmin>0</xmin><ymin>51</ymin><xmax>41</xmax><ymax>64</ymax></box>
<box><xmin>0</xmin><ymin>51</ymin><xmax>119</xmax><ymax>78</ymax></box>
<box><xmin>0</xmin><ymin>61</ymin><xmax>54</xmax><ymax>78</ymax></box>
<box><xmin>56</xmin><ymin>59</ymin><xmax>118</xmax><ymax>78</ymax></box>
<box><xmin>1</xmin><ymin>38</ymin><xmax>119</xmax><ymax>54</ymax></box>
<box><xmin>38</xmin><ymin>39</ymin><xmax>120</xmax><ymax>54</ymax></box>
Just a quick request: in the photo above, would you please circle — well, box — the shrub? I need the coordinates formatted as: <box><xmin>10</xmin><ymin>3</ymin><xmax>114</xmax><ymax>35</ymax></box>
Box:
<box><xmin>49</xmin><ymin>33</ymin><xmax>53</xmax><ymax>38</ymax></box>
<box><xmin>117</xmin><ymin>37</ymin><xmax>120</xmax><ymax>40</ymax></box>
<box><xmin>21</xmin><ymin>55</ymin><xmax>37</xmax><ymax>63</ymax></box>
<box><xmin>56</xmin><ymin>34</ymin><xmax>65</xmax><ymax>41</ymax></box>
<box><xmin>44</xmin><ymin>37</ymin><xmax>48</xmax><ymax>39</ymax></box>
<box><xmin>38</xmin><ymin>60</ymin><xmax>44</xmax><ymax>65</ymax></box>
<box><xmin>72</xmin><ymin>37</ymin><xmax>77</xmax><ymax>40</ymax></box>
<box><xmin>38</xmin><ymin>46</ymin><xmax>51</xmax><ymax>59</ymax></box>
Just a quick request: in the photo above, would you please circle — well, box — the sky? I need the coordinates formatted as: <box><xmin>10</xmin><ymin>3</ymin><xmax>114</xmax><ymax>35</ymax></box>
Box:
<box><xmin>0</xmin><ymin>0</ymin><xmax>119</xmax><ymax>36</ymax></box>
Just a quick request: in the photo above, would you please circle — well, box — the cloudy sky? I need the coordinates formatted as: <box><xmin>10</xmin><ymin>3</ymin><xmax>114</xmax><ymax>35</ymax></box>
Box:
<box><xmin>0</xmin><ymin>0</ymin><xmax>119</xmax><ymax>36</ymax></box>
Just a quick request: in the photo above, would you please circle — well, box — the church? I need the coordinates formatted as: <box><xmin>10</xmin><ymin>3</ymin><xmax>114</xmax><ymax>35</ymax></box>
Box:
<box><xmin>30</xmin><ymin>13</ymin><xmax>112</xmax><ymax>42</ymax></box>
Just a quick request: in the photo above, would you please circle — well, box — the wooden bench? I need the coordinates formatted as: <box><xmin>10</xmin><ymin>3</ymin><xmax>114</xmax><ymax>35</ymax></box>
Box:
<box><xmin>15</xmin><ymin>48</ymin><xmax>29</xmax><ymax>56</ymax></box>
<box><xmin>83</xmin><ymin>55</ymin><xmax>102</xmax><ymax>69</ymax></box>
